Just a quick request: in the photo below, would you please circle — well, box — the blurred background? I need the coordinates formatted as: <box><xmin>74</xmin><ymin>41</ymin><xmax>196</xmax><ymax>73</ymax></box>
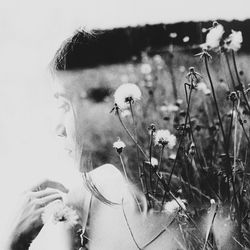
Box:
<box><xmin>1</xmin><ymin>0</ymin><xmax>250</xmax><ymax>238</ymax></box>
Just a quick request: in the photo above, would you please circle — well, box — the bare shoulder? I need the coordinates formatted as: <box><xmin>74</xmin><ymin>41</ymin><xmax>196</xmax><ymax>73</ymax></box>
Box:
<box><xmin>88</xmin><ymin>164</ymin><xmax>128</xmax><ymax>203</ymax></box>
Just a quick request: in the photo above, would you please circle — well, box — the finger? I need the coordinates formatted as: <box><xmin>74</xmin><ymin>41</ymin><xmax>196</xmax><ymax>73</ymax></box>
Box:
<box><xmin>39</xmin><ymin>193</ymin><xmax>63</xmax><ymax>207</ymax></box>
<box><xmin>31</xmin><ymin>179</ymin><xmax>69</xmax><ymax>193</ymax></box>
<box><xmin>33</xmin><ymin>188</ymin><xmax>63</xmax><ymax>198</ymax></box>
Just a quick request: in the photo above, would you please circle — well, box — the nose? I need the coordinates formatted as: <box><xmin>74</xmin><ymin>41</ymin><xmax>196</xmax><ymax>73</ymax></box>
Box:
<box><xmin>55</xmin><ymin>124</ymin><xmax>67</xmax><ymax>137</ymax></box>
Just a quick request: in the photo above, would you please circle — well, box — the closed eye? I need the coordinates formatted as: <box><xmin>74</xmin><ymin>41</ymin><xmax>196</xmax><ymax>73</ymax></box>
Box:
<box><xmin>87</xmin><ymin>87</ymin><xmax>112</xmax><ymax>103</ymax></box>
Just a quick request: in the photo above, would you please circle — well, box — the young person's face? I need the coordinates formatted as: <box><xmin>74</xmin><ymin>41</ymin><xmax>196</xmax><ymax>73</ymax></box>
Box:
<box><xmin>52</xmin><ymin>71</ymin><xmax>118</xmax><ymax>170</ymax></box>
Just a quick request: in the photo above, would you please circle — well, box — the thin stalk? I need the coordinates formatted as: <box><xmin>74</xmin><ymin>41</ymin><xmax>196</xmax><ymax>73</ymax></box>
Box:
<box><xmin>226</xmin><ymin>103</ymin><xmax>235</xmax><ymax>150</ymax></box>
<box><xmin>232</xmin><ymin>51</ymin><xmax>250</xmax><ymax>112</ymax></box>
<box><xmin>119</xmin><ymin>154</ymin><xmax>129</xmax><ymax>181</ymax></box>
<box><xmin>121</xmin><ymin>199</ymin><xmax>141</xmax><ymax>250</ymax></box>
<box><xmin>129</xmin><ymin>101</ymin><xmax>145</xmax><ymax>193</ymax></box>
<box><xmin>149</xmin><ymin>130</ymin><xmax>154</xmax><ymax>193</ymax></box>
<box><xmin>204</xmin><ymin>56</ymin><xmax>226</xmax><ymax>143</ymax></box>
<box><xmin>116</xmin><ymin>110</ymin><xmax>148</xmax><ymax>160</ymax></box>
<box><xmin>154</xmin><ymin>145</ymin><xmax>165</xmax><ymax>195</ymax></box>
<box><xmin>119</xmin><ymin>150</ymin><xmax>143</xmax><ymax>213</ymax></box>
<box><xmin>224</xmin><ymin>53</ymin><xmax>236</xmax><ymax>90</ymax></box>
<box><xmin>167</xmin><ymin>83</ymin><xmax>193</xmax><ymax>187</ymax></box>
<box><xmin>233</xmin><ymin>108</ymin><xmax>238</xmax><ymax>182</ymax></box>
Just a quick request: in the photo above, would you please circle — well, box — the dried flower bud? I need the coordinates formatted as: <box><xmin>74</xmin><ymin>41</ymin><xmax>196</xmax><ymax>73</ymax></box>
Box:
<box><xmin>113</xmin><ymin>138</ymin><xmax>126</xmax><ymax>154</ymax></box>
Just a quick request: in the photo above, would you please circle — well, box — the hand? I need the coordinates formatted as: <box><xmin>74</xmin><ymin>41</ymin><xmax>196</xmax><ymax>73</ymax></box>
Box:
<box><xmin>5</xmin><ymin>179</ymin><xmax>68</xmax><ymax>250</ymax></box>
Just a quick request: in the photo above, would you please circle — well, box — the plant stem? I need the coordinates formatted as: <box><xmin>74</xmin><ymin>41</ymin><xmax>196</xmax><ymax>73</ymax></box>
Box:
<box><xmin>117</xmin><ymin>111</ymin><xmax>148</xmax><ymax>160</ymax></box>
<box><xmin>121</xmin><ymin>199</ymin><xmax>141</xmax><ymax>250</ymax></box>
<box><xmin>119</xmin><ymin>154</ymin><xmax>129</xmax><ymax>181</ymax></box>
<box><xmin>129</xmin><ymin>101</ymin><xmax>146</xmax><ymax>193</ymax></box>
<box><xmin>232</xmin><ymin>50</ymin><xmax>250</xmax><ymax>113</ymax></box>
<box><xmin>149</xmin><ymin>130</ymin><xmax>154</xmax><ymax>193</ymax></box>
<box><xmin>224</xmin><ymin>53</ymin><xmax>236</xmax><ymax>90</ymax></box>
<box><xmin>167</xmin><ymin>83</ymin><xmax>193</xmax><ymax>187</ymax></box>
<box><xmin>154</xmin><ymin>145</ymin><xmax>165</xmax><ymax>195</ymax></box>
<box><xmin>204</xmin><ymin>56</ymin><xmax>226</xmax><ymax>143</ymax></box>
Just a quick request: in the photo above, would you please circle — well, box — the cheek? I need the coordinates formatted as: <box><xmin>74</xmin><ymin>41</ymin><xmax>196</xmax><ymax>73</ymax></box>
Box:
<box><xmin>64</xmin><ymin>111</ymin><xmax>76</xmax><ymax>140</ymax></box>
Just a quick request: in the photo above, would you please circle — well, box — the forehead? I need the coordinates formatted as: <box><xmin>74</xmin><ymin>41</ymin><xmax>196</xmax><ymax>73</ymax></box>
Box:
<box><xmin>53</xmin><ymin>71</ymin><xmax>90</xmax><ymax>100</ymax></box>
<box><xmin>53</xmin><ymin>69</ymin><xmax>112</xmax><ymax>98</ymax></box>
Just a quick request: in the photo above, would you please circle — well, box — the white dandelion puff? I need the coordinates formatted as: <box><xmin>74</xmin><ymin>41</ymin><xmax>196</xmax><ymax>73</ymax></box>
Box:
<box><xmin>202</xmin><ymin>22</ymin><xmax>224</xmax><ymax>50</ymax></box>
<box><xmin>154</xmin><ymin>129</ymin><xmax>176</xmax><ymax>149</ymax></box>
<box><xmin>150</xmin><ymin>157</ymin><xmax>158</xmax><ymax>167</ymax></box>
<box><xmin>164</xmin><ymin>197</ymin><xmax>187</xmax><ymax>214</ymax></box>
<box><xmin>169</xmin><ymin>32</ymin><xmax>178</xmax><ymax>38</ymax></box>
<box><xmin>183</xmin><ymin>36</ymin><xmax>190</xmax><ymax>43</ymax></box>
<box><xmin>42</xmin><ymin>201</ymin><xmax>79</xmax><ymax>228</ymax></box>
<box><xmin>140</xmin><ymin>63</ymin><xmax>152</xmax><ymax>75</ymax></box>
<box><xmin>114</xmin><ymin>83</ymin><xmax>142</xmax><ymax>109</ymax></box>
<box><xmin>224</xmin><ymin>30</ymin><xmax>243</xmax><ymax>52</ymax></box>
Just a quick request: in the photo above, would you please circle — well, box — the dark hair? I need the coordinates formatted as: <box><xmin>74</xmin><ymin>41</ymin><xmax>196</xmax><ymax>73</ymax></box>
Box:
<box><xmin>51</xmin><ymin>28</ymin><xmax>136</xmax><ymax>71</ymax></box>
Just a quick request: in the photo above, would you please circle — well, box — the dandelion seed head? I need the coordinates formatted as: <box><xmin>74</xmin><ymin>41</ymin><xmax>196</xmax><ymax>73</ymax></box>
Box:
<box><xmin>113</xmin><ymin>138</ymin><xmax>126</xmax><ymax>154</ymax></box>
<box><xmin>154</xmin><ymin>129</ymin><xmax>176</xmax><ymax>149</ymax></box>
<box><xmin>224</xmin><ymin>30</ymin><xmax>243</xmax><ymax>52</ymax></box>
<box><xmin>183</xmin><ymin>36</ymin><xmax>190</xmax><ymax>43</ymax></box>
<box><xmin>150</xmin><ymin>157</ymin><xmax>158</xmax><ymax>167</ymax></box>
<box><xmin>140</xmin><ymin>63</ymin><xmax>152</xmax><ymax>75</ymax></box>
<box><xmin>42</xmin><ymin>201</ymin><xmax>79</xmax><ymax>228</ymax></box>
<box><xmin>169</xmin><ymin>32</ymin><xmax>178</xmax><ymax>38</ymax></box>
<box><xmin>164</xmin><ymin>197</ymin><xmax>186</xmax><ymax>214</ymax></box>
<box><xmin>202</xmin><ymin>22</ymin><xmax>224</xmax><ymax>50</ymax></box>
<box><xmin>114</xmin><ymin>83</ymin><xmax>142</xmax><ymax>109</ymax></box>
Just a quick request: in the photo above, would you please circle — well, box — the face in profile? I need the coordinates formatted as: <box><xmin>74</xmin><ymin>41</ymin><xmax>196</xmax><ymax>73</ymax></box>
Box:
<box><xmin>52</xmin><ymin>70</ymin><xmax>120</xmax><ymax>171</ymax></box>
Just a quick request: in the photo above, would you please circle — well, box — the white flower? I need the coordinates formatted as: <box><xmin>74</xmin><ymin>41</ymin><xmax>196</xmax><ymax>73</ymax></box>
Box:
<box><xmin>210</xmin><ymin>199</ymin><xmax>216</xmax><ymax>205</ymax></box>
<box><xmin>140</xmin><ymin>63</ymin><xmax>152</xmax><ymax>75</ymax></box>
<box><xmin>150</xmin><ymin>157</ymin><xmax>158</xmax><ymax>167</ymax></box>
<box><xmin>183</xmin><ymin>36</ymin><xmax>190</xmax><ymax>43</ymax></box>
<box><xmin>113</xmin><ymin>138</ymin><xmax>126</xmax><ymax>154</ymax></box>
<box><xmin>197</xmin><ymin>82</ymin><xmax>211</xmax><ymax>95</ymax></box>
<box><xmin>202</xmin><ymin>22</ymin><xmax>224</xmax><ymax>50</ymax></box>
<box><xmin>202</xmin><ymin>28</ymin><xmax>207</xmax><ymax>33</ymax></box>
<box><xmin>169</xmin><ymin>32</ymin><xmax>178</xmax><ymax>38</ymax></box>
<box><xmin>164</xmin><ymin>197</ymin><xmax>186</xmax><ymax>213</ymax></box>
<box><xmin>154</xmin><ymin>129</ymin><xmax>176</xmax><ymax>149</ymax></box>
<box><xmin>114</xmin><ymin>83</ymin><xmax>142</xmax><ymax>109</ymax></box>
<box><xmin>42</xmin><ymin>201</ymin><xmax>79</xmax><ymax>228</ymax></box>
<box><xmin>224</xmin><ymin>30</ymin><xmax>243</xmax><ymax>52</ymax></box>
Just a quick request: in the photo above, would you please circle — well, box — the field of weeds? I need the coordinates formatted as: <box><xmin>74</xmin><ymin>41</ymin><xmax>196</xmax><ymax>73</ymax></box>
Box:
<box><xmin>76</xmin><ymin>23</ymin><xmax>250</xmax><ymax>249</ymax></box>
